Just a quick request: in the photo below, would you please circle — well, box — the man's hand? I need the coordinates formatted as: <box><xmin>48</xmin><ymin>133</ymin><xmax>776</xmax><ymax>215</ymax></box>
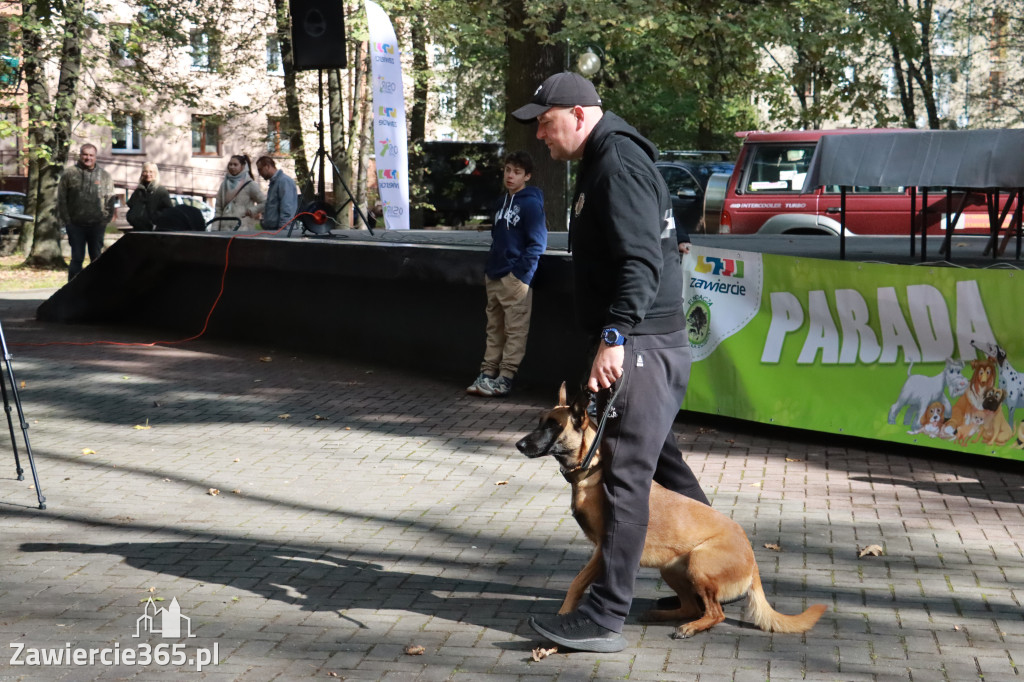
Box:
<box><xmin>589</xmin><ymin>343</ymin><xmax>624</xmax><ymax>391</ymax></box>
<box><xmin>678</xmin><ymin>242</ymin><xmax>691</xmax><ymax>255</ymax></box>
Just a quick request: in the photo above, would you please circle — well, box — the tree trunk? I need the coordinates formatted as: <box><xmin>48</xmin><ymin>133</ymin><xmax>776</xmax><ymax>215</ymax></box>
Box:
<box><xmin>407</xmin><ymin>20</ymin><xmax>427</xmax><ymax>229</ymax></box>
<box><xmin>274</xmin><ymin>0</ymin><xmax>311</xmax><ymax>199</ymax></box>
<box><xmin>328</xmin><ymin>68</ymin><xmax>351</xmax><ymax>219</ymax></box>
<box><xmin>22</xmin><ymin>0</ymin><xmax>81</xmax><ymax>268</ymax></box>
<box><xmin>355</xmin><ymin>45</ymin><xmax>373</xmax><ymax>224</ymax></box>
<box><xmin>504</xmin><ymin>0</ymin><xmax>567</xmax><ymax>231</ymax></box>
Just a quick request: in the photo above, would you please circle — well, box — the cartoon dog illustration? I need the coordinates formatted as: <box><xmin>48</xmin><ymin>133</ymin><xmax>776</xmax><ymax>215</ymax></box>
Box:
<box><xmin>942</xmin><ymin>358</ymin><xmax>997</xmax><ymax>438</ymax></box>
<box><xmin>954</xmin><ymin>411</ymin><xmax>985</xmax><ymax>445</ymax></box>
<box><xmin>907</xmin><ymin>402</ymin><xmax>945</xmax><ymax>438</ymax></box>
<box><xmin>973</xmin><ymin>342</ymin><xmax>1024</xmax><ymax>426</ymax></box>
<box><xmin>977</xmin><ymin>388</ymin><xmax>1014</xmax><ymax>446</ymax></box>
<box><xmin>888</xmin><ymin>358</ymin><xmax>968</xmax><ymax>427</ymax></box>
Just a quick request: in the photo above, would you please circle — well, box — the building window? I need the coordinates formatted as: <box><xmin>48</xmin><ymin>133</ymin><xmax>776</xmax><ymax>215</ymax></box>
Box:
<box><xmin>267</xmin><ymin>116</ymin><xmax>290</xmax><ymax>155</ymax></box>
<box><xmin>112</xmin><ymin>112</ymin><xmax>143</xmax><ymax>153</ymax></box>
<box><xmin>191</xmin><ymin>115</ymin><xmax>220</xmax><ymax>156</ymax></box>
<box><xmin>110</xmin><ymin>24</ymin><xmax>135</xmax><ymax>64</ymax></box>
<box><xmin>266</xmin><ymin>35</ymin><xmax>284</xmax><ymax>76</ymax></box>
<box><xmin>190</xmin><ymin>29</ymin><xmax>220</xmax><ymax>72</ymax></box>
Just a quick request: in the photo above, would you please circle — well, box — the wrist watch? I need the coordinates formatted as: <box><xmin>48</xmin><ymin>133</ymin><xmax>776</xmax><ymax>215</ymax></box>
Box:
<box><xmin>601</xmin><ymin>328</ymin><xmax>627</xmax><ymax>346</ymax></box>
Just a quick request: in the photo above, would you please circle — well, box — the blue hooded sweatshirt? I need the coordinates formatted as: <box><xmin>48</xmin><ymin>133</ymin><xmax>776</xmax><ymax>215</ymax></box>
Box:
<box><xmin>484</xmin><ymin>184</ymin><xmax>547</xmax><ymax>285</ymax></box>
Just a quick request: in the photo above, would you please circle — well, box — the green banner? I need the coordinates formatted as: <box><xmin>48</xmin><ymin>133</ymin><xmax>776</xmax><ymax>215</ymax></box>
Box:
<box><xmin>682</xmin><ymin>245</ymin><xmax>1024</xmax><ymax>461</ymax></box>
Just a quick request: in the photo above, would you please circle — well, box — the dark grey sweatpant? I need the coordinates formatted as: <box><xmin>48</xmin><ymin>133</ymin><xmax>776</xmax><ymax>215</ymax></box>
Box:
<box><xmin>577</xmin><ymin>328</ymin><xmax>710</xmax><ymax>633</ymax></box>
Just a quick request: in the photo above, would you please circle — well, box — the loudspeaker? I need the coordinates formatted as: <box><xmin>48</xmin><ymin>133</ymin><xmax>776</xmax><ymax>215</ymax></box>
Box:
<box><xmin>290</xmin><ymin>0</ymin><xmax>347</xmax><ymax>70</ymax></box>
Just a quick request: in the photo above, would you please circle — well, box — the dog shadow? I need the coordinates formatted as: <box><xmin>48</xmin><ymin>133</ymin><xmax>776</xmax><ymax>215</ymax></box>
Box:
<box><xmin>18</xmin><ymin>540</ymin><xmax>563</xmax><ymax>642</ymax></box>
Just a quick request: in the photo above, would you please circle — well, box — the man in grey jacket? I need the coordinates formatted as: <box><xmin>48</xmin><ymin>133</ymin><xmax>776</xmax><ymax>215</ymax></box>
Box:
<box><xmin>255</xmin><ymin>156</ymin><xmax>298</xmax><ymax>231</ymax></box>
<box><xmin>57</xmin><ymin>144</ymin><xmax>116</xmax><ymax>280</ymax></box>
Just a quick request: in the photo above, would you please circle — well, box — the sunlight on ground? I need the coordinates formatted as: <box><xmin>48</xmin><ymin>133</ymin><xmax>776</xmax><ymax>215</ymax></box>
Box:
<box><xmin>0</xmin><ymin>254</ymin><xmax>66</xmax><ymax>291</ymax></box>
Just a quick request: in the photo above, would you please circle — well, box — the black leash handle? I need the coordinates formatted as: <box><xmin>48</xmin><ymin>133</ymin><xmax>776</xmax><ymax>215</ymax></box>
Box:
<box><xmin>579</xmin><ymin>383</ymin><xmax>619</xmax><ymax>471</ymax></box>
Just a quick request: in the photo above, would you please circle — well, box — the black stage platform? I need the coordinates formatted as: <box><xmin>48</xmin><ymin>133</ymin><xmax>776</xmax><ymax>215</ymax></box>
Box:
<box><xmin>36</xmin><ymin>230</ymin><xmax>1022</xmax><ymax>389</ymax></box>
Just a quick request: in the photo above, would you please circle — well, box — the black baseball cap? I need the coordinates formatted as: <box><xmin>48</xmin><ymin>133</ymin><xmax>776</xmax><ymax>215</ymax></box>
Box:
<box><xmin>511</xmin><ymin>72</ymin><xmax>603</xmax><ymax>122</ymax></box>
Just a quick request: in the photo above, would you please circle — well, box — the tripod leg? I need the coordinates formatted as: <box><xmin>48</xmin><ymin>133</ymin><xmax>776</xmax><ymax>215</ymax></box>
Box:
<box><xmin>0</xmin><ymin>323</ymin><xmax>45</xmax><ymax>509</ymax></box>
<box><xmin>0</xmin><ymin>362</ymin><xmax>23</xmax><ymax>480</ymax></box>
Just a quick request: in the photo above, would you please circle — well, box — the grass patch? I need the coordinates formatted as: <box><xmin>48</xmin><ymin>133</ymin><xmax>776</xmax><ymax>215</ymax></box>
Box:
<box><xmin>0</xmin><ymin>255</ymin><xmax>66</xmax><ymax>291</ymax></box>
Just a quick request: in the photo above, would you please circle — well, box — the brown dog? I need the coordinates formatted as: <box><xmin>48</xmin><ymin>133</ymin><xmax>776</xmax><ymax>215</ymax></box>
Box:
<box><xmin>516</xmin><ymin>383</ymin><xmax>826</xmax><ymax>639</ymax></box>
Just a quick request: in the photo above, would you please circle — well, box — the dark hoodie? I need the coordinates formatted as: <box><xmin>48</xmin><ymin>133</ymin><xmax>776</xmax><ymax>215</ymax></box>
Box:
<box><xmin>569</xmin><ymin>112</ymin><xmax>685</xmax><ymax>337</ymax></box>
<box><xmin>484</xmin><ymin>184</ymin><xmax>547</xmax><ymax>285</ymax></box>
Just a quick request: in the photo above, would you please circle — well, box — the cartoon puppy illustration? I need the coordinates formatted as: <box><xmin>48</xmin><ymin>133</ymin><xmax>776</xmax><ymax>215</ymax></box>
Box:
<box><xmin>978</xmin><ymin>388</ymin><xmax>1014</xmax><ymax>446</ymax></box>
<box><xmin>908</xmin><ymin>402</ymin><xmax>945</xmax><ymax>438</ymax></box>
<box><xmin>954</xmin><ymin>411</ymin><xmax>985</xmax><ymax>446</ymax></box>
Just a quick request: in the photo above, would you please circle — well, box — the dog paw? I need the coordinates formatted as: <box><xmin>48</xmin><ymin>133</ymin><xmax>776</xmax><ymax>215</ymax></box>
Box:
<box><xmin>671</xmin><ymin>629</ymin><xmax>695</xmax><ymax>640</ymax></box>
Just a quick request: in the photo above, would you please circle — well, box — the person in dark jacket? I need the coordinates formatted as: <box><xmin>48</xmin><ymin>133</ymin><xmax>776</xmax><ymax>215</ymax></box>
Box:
<box><xmin>56</xmin><ymin>143</ymin><xmax>116</xmax><ymax>280</ymax></box>
<box><xmin>126</xmin><ymin>163</ymin><xmax>172</xmax><ymax>232</ymax></box>
<box><xmin>512</xmin><ymin>72</ymin><xmax>709</xmax><ymax>653</ymax></box>
<box><xmin>466</xmin><ymin>151</ymin><xmax>547</xmax><ymax>397</ymax></box>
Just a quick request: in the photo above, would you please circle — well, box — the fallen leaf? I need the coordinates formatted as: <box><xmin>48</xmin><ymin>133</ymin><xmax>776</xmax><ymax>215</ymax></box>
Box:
<box><xmin>278</xmin><ymin>414</ymin><xmax>291</xmax><ymax>420</ymax></box>
<box><xmin>344</xmin><ymin>426</ymin><xmax>351</xmax><ymax>430</ymax></box>
<box><xmin>750</xmin><ymin>481</ymin><xmax>762</xmax><ymax>487</ymax></box>
<box><xmin>952</xmin><ymin>624</ymin><xmax>961</xmax><ymax>631</ymax></box>
<box><xmin>763</xmin><ymin>543</ymin><xmax>781</xmax><ymax>551</ymax></box>
<box><xmin>531</xmin><ymin>646</ymin><xmax>558</xmax><ymax>661</ymax></box>
<box><xmin>495</xmin><ymin>480</ymin><xmax>508</xmax><ymax>486</ymax></box>
<box><xmin>139</xmin><ymin>597</ymin><xmax>165</xmax><ymax>603</ymax></box>
<box><xmin>19</xmin><ymin>381</ymin><xmax>25</xmax><ymax>388</ymax></box>
<box><xmin>208</xmin><ymin>488</ymin><xmax>220</xmax><ymax>496</ymax></box>
<box><xmin>233</xmin><ymin>458</ymin><xmax>240</xmax><ymax>463</ymax></box>
<box><xmin>314</xmin><ymin>415</ymin><xmax>327</xmax><ymax>421</ymax></box>
<box><xmin>121</xmin><ymin>376</ymin><xmax>130</xmax><ymax>380</ymax></box>
<box><xmin>858</xmin><ymin>544</ymin><xmax>884</xmax><ymax>558</ymax></box>
<box><xmin>403</xmin><ymin>645</ymin><xmax>425</xmax><ymax>655</ymax></box>
<box><xmin>162</xmin><ymin>478</ymin><xmax>171</xmax><ymax>482</ymax></box>
<box><xmin>327</xmin><ymin>673</ymin><xmax>339</xmax><ymax>678</ymax></box>
<box><xmin>133</xmin><ymin>419</ymin><xmax>152</xmax><ymax>430</ymax></box>
<box><xmin>148</xmin><ymin>587</ymin><xmax>156</xmax><ymax>593</ymax></box>
<box><xmin>81</xmin><ymin>448</ymin><xmax>95</xmax><ymax>455</ymax></box>
<box><xmin>785</xmin><ymin>457</ymin><xmax>801</xmax><ymax>462</ymax></box>
<box><xmin>232</xmin><ymin>489</ymin><xmax>242</xmax><ymax>495</ymax></box>
<box><xmin>259</xmin><ymin>356</ymin><xmax>272</xmax><ymax>363</ymax></box>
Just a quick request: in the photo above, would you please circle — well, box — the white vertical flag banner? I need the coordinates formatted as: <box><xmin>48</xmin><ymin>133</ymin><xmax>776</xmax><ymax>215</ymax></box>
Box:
<box><xmin>365</xmin><ymin>0</ymin><xmax>409</xmax><ymax>230</ymax></box>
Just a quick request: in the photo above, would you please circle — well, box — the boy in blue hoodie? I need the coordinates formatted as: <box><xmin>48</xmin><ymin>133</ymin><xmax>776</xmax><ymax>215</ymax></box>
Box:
<box><xmin>467</xmin><ymin>151</ymin><xmax>548</xmax><ymax>397</ymax></box>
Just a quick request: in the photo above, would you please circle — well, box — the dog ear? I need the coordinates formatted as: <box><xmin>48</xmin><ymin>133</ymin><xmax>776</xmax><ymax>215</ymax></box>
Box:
<box><xmin>569</xmin><ymin>389</ymin><xmax>590</xmax><ymax>427</ymax></box>
<box><xmin>557</xmin><ymin>381</ymin><xmax>568</xmax><ymax>407</ymax></box>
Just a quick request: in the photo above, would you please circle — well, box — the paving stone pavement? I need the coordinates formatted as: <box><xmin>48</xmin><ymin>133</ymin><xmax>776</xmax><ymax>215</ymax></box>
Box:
<box><xmin>0</xmin><ymin>288</ymin><xmax>1020</xmax><ymax>682</ymax></box>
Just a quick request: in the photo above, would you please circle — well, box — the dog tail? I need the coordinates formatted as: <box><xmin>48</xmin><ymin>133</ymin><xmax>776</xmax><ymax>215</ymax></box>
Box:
<box><xmin>743</xmin><ymin>563</ymin><xmax>827</xmax><ymax>633</ymax></box>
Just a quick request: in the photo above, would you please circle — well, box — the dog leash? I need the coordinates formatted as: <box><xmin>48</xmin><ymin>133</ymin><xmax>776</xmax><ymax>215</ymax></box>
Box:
<box><xmin>579</xmin><ymin>383</ymin><xmax>619</xmax><ymax>471</ymax></box>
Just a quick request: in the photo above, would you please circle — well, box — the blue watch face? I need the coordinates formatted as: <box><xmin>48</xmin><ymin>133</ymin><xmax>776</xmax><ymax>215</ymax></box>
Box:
<box><xmin>602</xmin><ymin>329</ymin><xmax>625</xmax><ymax>345</ymax></box>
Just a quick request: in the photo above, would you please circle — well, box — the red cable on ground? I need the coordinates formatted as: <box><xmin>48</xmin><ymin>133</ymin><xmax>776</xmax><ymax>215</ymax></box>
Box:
<box><xmin>12</xmin><ymin>213</ymin><xmax>317</xmax><ymax>349</ymax></box>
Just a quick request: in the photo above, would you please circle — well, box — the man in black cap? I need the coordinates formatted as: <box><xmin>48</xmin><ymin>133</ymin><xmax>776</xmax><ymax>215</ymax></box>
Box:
<box><xmin>513</xmin><ymin>72</ymin><xmax>709</xmax><ymax>653</ymax></box>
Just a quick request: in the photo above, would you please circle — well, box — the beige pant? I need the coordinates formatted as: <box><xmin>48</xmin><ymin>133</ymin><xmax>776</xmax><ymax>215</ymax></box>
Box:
<box><xmin>482</xmin><ymin>273</ymin><xmax>534</xmax><ymax>379</ymax></box>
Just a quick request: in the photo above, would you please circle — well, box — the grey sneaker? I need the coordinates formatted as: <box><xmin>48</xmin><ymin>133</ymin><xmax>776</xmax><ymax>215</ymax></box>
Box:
<box><xmin>529</xmin><ymin>611</ymin><xmax>627</xmax><ymax>653</ymax></box>
<box><xmin>479</xmin><ymin>375</ymin><xmax>512</xmax><ymax>397</ymax></box>
<box><xmin>466</xmin><ymin>373</ymin><xmax>496</xmax><ymax>396</ymax></box>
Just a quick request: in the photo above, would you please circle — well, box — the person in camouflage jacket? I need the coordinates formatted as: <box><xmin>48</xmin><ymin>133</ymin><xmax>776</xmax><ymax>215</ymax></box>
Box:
<box><xmin>57</xmin><ymin>144</ymin><xmax>116</xmax><ymax>280</ymax></box>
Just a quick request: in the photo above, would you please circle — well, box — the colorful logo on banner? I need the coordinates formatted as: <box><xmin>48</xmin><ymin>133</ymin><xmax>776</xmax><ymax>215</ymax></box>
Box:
<box><xmin>683</xmin><ymin>245</ymin><xmax>1024</xmax><ymax>462</ymax></box>
<box><xmin>683</xmin><ymin>249</ymin><xmax>763</xmax><ymax>361</ymax></box>
<box><xmin>365</xmin><ymin>1</ymin><xmax>409</xmax><ymax>229</ymax></box>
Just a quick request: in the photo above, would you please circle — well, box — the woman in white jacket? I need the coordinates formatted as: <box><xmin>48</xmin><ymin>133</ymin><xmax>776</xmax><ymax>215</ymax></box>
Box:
<box><xmin>214</xmin><ymin>154</ymin><xmax>265</xmax><ymax>231</ymax></box>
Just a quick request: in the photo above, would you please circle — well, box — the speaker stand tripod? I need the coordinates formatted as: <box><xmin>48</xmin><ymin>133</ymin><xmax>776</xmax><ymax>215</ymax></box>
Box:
<box><xmin>290</xmin><ymin>69</ymin><xmax>374</xmax><ymax>237</ymax></box>
<box><xmin>0</xmin><ymin>321</ymin><xmax>45</xmax><ymax>509</ymax></box>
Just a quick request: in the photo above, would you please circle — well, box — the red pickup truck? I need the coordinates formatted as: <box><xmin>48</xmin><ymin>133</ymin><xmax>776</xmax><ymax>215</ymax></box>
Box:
<box><xmin>708</xmin><ymin>129</ymin><xmax>1015</xmax><ymax>236</ymax></box>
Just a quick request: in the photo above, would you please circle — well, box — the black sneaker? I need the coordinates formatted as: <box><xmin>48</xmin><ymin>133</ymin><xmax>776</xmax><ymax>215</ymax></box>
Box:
<box><xmin>529</xmin><ymin>611</ymin><xmax>627</xmax><ymax>653</ymax></box>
